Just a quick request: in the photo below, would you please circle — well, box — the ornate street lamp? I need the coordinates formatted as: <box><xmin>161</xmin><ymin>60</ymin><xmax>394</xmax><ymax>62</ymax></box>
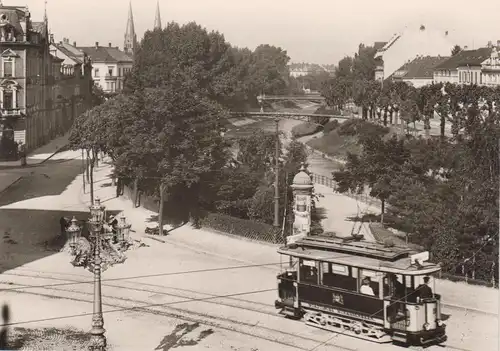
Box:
<box><xmin>89</xmin><ymin>197</ymin><xmax>105</xmax><ymax>223</ymax></box>
<box><xmin>116</xmin><ymin>214</ymin><xmax>131</xmax><ymax>244</ymax></box>
<box><xmin>66</xmin><ymin>217</ymin><xmax>82</xmax><ymax>249</ymax></box>
<box><xmin>63</xmin><ymin>197</ymin><xmax>133</xmax><ymax>351</ymax></box>
<box><xmin>88</xmin><ymin>198</ymin><xmax>106</xmax><ymax>351</ymax></box>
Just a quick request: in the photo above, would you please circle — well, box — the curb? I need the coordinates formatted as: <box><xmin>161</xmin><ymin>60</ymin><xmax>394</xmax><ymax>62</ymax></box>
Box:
<box><xmin>39</xmin><ymin>144</ymin><xmax>69</xmax><ymax>164</ymax></box>
<box><xmin>0</xmin><ymin>176</ymin><xmax>23</xmax><ymax>197</ymax></box>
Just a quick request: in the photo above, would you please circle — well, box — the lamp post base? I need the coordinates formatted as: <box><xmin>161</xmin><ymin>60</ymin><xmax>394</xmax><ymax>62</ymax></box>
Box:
<box><xmin>88</xmin><ymin>328</ymin><xmax>106</xmax><ymax>351</ymax></box>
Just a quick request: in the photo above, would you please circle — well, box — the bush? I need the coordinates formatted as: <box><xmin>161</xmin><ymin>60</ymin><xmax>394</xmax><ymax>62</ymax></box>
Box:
<box><xmin>199</xmin><ymin>212</ymin><xmax>283</xmax><ymax>244</ymax></box>
<box><xmin>310</xmin><ymin>115</ymin><xmax>330</xmax><ymax>125</ymax></box>
<box><xmin>306</xmin><ymin>130</ymin><xmax>361</xmax><ymax>159</ymax></box>
<box><xmin>323</xmin><ymin>120</ymin><xmax>340</xmax><ymax>134</ymax></box>
<box><xmin>314</xmin><ymin>106</ymin><xmax>342</xmax><ymax>115</ymax></box>
<box><xmin>337</xmin><ymin>119</ymin><xmax>389</xmax><ymax>139</ymax></box>
<box><xmin>291</xmin><ymin>122</ymin><xmax>322</xmax><ymax>138</ymax></box>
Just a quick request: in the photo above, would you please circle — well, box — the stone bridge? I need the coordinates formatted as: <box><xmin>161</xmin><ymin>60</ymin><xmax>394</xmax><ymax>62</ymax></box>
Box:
<box><xmin>229</xmin><ymin>111</ymin><xmax>350</xmax><ymax>123</ymax></box>
<box><xmin>257</xmin><ymin>94</ymin><xmax>325</xmax><ymax>102</ymax></box>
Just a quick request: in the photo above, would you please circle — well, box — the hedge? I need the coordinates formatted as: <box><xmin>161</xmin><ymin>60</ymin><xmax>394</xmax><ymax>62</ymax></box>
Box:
<box><xmin>323</xmin><ymin>120</ymin><xmax>340</xmax><ymax>134</ymax></box>
<box><xmin>291</xmin><ymin>122</ymin><xmax>323</xmax><ymax>138</ymax></box>
<box><xmin>199</xmin><ymin>212</ymin><xmax>283</xmax><ymax>244</ymax></box>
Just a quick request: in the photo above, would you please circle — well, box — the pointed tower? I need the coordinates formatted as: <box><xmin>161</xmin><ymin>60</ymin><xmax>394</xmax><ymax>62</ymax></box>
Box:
<box><xmin>124</xmin><ymin>1</ymin><xmax>137</xmax><ymax>55</ymax></box>
<box><xmin>154</xmin><ymin>0</ymin><xmax>162</xmax><ymax>29</ymax></box>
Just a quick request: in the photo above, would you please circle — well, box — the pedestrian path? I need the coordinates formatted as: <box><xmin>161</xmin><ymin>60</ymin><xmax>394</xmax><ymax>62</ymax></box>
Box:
<box><xmin>0</xmin><ymin>156</ymin><xmax>496</xmax><ymax>315</ymax></box>
<box><xmin>0</xmin><ymin>133</ymin><xmax>71</xmax><ymax>168</ymax></box>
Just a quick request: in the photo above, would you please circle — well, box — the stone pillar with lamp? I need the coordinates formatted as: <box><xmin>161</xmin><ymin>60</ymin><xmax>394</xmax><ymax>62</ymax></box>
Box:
<box><xmin>288</xmin><ymin>164</ymin><xmax>314</xmax><ymax>245</ymax></box>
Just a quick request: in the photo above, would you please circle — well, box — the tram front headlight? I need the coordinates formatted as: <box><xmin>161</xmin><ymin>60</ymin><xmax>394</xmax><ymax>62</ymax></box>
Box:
<box><xmin>423</xmin><ymin>323</ymin><xmax>430</xmax><ymax>330</ymax></box>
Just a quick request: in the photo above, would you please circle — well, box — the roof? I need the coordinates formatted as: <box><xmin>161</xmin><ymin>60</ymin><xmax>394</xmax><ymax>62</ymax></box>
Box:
<box><xmin>78</xmin><ymin>46</ymin><xmax>133</xmax><ymax>63</ymax></box>
<box><xmin>0</xmin><ymin>7</ymin><xmax>25</xmax><ymax>35</ymax></box>
<box><xmin>373</xmin><ymin>41</ymin><xmax>387</xmax><ymax>51</ymax></box>
<box><xmin>50</xmin><ymin>54</ymin><xmax>64</xmax><ymax>63</ymax></box>
<box><xmin>434</xmin><ymin>47</ymin><xmax>492</xmax><ymax>70</ymax></box>
<box><xmin>278</xmin><ymin>235</ymin><xmax>440</xmax><ymax>275</ymax></box>
<box><xmin>53</xmin><ymin>43</ymin><xmax>84</xmax><ymax>64</ymax></box>
<box><xmin>31</xmin><ymin>21</ymin><xmax>45</xmax><ymax>34</ymax></box>
<box><xmin>392</xmin><ymin>55</ymin><xmax>449</xmax><ymax>79</ymax></box>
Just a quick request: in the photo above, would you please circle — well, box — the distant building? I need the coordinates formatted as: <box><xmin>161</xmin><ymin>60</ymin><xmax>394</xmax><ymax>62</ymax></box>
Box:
<box><xmin>289</xmin><ymin>63</ymin><xmax>335</xmax><ymax>78</ymax></box>
<box><xmin>391</xmin><ymin>55</ymin><xmax>449</xmax><ymax>87</ymax></box>
<box><xmin>79</xmin><ymin>43</ymin><xmax>133</xmax><ymax>93</ymax></box>
<box><xmin>374</xmin><ymin>25</ymin><xmax>454</xmax><ymax>81</ymax></box>
<box><xmin>433</xmin><ymin>46</ymin><xmax>494</xmax><ymax>85</ymax></box>
<box><xmin>480</xmin><ymin>41</ymin><xmax>500</xmax><ymax>86</ymax></box>
<box><xmin>0</xmin><ymin>3</ymin><xmax>91</xmax><ymax>152</ymax></box>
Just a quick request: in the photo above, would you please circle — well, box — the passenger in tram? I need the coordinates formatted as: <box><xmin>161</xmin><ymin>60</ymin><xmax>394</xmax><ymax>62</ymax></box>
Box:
<box><xmin>416</xmin><ymin>276</ymin><xmax>433</xmax><ymax>299</ymax></box>
<box><xmin>390</xmin><ymin>274</ymin><xmax>405</xmax><ymax>298</ymax></box>
<box><xmin>360</xmin><ymin>277</ymin><xmax>375</xmax><ymax>296</ymax></box>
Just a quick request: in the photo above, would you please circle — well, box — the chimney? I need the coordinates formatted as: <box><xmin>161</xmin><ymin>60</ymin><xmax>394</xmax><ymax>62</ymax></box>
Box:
<box><xmin>95</xmin><ymin>42</ymin><xmax>99</xmax><ymax>48</ymax></box>
<box><xmin>464</xmin><ymin>45</ymin><xmax>468</xmax><ymax>50</ymax></box>
<box><xmin>488</xmin><ymin>41</ymin><xmax>492</xmax><ymax>48</ymax></box>
<box><xmin>63</xmin><ymin>38</ymin><xmax>69</xmax><ymax>44</ymax></box>
<box><xmin>108</xmin><ymin>42</ymin><xmax>112</xmax><ymax>48</ymax></box>
<box><xmin>73</xmin><ymin>41</ymin><xmax>76</xmax><ymax>47</ymax></box>
<box><xmin>49</xmin><ymin>34</ymin><xmax>54</xmax><ymax>43</ymax></box>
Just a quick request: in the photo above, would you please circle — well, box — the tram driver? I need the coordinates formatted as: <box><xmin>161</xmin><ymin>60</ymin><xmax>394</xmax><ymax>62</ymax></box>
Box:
<box><xmin>416</xmin><ymin>276</ymin><xmax>433</xmax><ymax>299</ymax></box>
<box><xmin>360</xmin><ymin>277</ymin><xmax>375</xmax><ymax>296</ymax></box>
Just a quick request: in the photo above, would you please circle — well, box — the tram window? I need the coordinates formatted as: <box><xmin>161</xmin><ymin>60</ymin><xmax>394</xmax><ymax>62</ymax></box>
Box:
<box><xmin>321</xmin><ymin>263</ymin><xmax>356</xmax><ymax>290</ymax></box>
<box><xmin>300</xmin><ymin>259</ymin><xmax>318</xmax><ymax>285</ymax></box>
<box><xmin>359</xmin><ymin>269</ymin><xmax>381</xmax><ymax>298</ymax></box>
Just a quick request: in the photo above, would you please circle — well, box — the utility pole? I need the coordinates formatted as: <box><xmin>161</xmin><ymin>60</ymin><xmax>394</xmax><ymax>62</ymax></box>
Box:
<box><xmin>158</xmin><ymin>183</ymin><xmax>165</xmax><ymax>235</ymax></box>
<box><xmin>274</xmin><ymin>118</ymin><xmax>280</xmax><ymax>228</ymax></box>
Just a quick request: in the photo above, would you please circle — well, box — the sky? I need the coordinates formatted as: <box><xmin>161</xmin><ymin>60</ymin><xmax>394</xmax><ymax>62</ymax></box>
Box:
<box><xmin>10</xmin><ymin>0</ymin><xmax>500</xmax><ymax>65</ymax></box>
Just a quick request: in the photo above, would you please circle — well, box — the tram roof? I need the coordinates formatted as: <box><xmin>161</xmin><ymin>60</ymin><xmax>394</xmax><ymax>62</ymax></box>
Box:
<box><xmin>278</xmin><ymin>236</ymin><xmax>441</xmax><ymax>275</ymax></box>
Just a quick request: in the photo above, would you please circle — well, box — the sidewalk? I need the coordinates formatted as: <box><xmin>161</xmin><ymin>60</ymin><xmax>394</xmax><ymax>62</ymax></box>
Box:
<box><xmin>0</xmin><ymin>133</ymin><xmax>70</xmax><ymax>168</ymax></box>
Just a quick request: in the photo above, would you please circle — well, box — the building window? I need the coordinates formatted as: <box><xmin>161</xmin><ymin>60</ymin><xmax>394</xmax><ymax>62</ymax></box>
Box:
<box><xmin>2</xmin><ymin>58</ymin><xmax>14</xmax><ymax>77</ymax></box>
<box><xmin>108</xmin><ymin>67</ymin><xmax>113</xmax><ymax>76</ymax></box>
<box><xmin>94</xmin><ymin>68</ymin><xmax>99</xmax><ymax>77</ymax></box>
<box><xmin>3</xmin><ymin>90</ymin><xmax>13</xmax><ymax>109</ymax></box>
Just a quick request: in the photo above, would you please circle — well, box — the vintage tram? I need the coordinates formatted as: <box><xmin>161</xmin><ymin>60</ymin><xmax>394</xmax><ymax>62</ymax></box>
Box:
<box><xmin>274</xmin><ymin>234</ymin><xmax>447</xmax><ymax>346</ymax></box>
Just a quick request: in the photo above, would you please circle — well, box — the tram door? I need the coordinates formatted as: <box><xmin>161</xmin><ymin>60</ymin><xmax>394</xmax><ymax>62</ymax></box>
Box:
<box><xmin>383</xmin><ymin>274</ymin><xmax>408</xmax><ymax>331</ymax></box>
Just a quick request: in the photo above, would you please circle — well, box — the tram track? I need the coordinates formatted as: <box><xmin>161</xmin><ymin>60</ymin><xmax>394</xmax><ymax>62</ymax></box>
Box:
<box><xmin>0</xmin><ymin>270</ymin><xmax>473</xmax><ymax>351</ymax></box>
<box><xmin>0</xmin><ymin>272</ymin><xmax>357</xmax><ymax>351</ymax></box>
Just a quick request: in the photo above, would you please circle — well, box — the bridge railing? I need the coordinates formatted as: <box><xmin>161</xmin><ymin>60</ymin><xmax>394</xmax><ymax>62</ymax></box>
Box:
<box><xmin>309</xmin><ymin>172</ymin><xmax>380</xmax><ymax>209</ymax></box>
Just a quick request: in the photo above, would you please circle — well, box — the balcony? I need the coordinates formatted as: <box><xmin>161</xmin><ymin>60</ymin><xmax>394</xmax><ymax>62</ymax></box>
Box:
<box><xmin>104</xmin><ymin>74</ymin><xmax>117</xmax><ymax>81</ymax></box>
<box><xmin>1</xmin><ymin>108</ymin><xmax>22</xmax><ymax>116</ymax></box>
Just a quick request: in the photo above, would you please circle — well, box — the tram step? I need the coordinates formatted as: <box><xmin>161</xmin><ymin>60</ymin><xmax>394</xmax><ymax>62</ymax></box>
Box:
<box><xmin>392</xmin><ymin>331</ymin><xmax>407</xmax><ymax>343</ymax></box>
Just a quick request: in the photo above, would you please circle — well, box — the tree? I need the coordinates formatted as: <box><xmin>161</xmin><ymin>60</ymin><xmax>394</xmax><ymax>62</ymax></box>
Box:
<box><xmin>247</xmin><ymin>44</ymin><xmax>290</xmax><ymax>96</ymax></box>
<box><xmin>237</xmin><ymin>129</ymin><xmax>277</xmax><ymax>173</ymax></box>
<box><xmin>335</xmin><ymin>56</ymin><xmax>354</xmax><ymax>79</ymax></box>
<box><xmin>129</xmin><ymin>22</ymin><xmax>237</xmax><ymax>108</ymax></box>
<box><xmin>352</xmin><ymin>44</ymin><xmax>378</xmax><ymax>81</ymax></box>
<box><xmin>320</xmin><ymin>76</ymin><xmax>352</xmax><ymax>110</ymax></box>
<box><xmin>451</xmin><ymin>45</ymin><xmax>462</xmax><ymax>56</ymax></box>
<box><xmin>333</xmin><ymin>134</ymin><xmax>410</xmax><ymax>223</ymax></box>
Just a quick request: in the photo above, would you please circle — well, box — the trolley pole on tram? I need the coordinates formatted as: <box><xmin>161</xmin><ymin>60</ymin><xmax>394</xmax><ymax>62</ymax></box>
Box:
<box><xmin>274</xmin><ymin>118</ymin><xmax>280</xmax><ymax>228</ymax></box>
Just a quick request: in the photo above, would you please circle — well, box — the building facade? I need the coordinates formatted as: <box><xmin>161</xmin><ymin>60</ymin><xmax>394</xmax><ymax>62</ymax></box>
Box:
<box><xmin>0</xmin><ymin>4</ymin><xmax>91</xmax><ymax>155</ymax></box>
<box><xmin>391</xmin><ymin>55</ymin><xmax>449</xmax><ymax>87</ymax></box>
<box><xmin>78</xmin><ymin>43</ymin><xmax>133</xmax><ymax>93</ymax></box>
<box><xmin>374</xmin><ymin>26</ymin><xmax>454</xmax><ymax>82</ymax></box>
<box><xmin>433</xmin><ymin>46</ymin><xmax>495</xmax><ymax>86</ymax></box>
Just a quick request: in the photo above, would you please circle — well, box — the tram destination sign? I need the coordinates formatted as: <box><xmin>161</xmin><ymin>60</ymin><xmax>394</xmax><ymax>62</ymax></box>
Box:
<box><xmin>301</xmin><ymin>302</ymin><xmax>379</xmax><ymax>323</ymax></box>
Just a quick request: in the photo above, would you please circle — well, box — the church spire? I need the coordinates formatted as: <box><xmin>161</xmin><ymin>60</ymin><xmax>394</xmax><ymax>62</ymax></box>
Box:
<box><xmin>124</xmin><ymin>1</ymin><xmax>137</xmax><ymax>55</ymax></box>
<box><xmin>154</xmin><ymin>0</ymin><xmax>162</xmax><ymax>29</ymax></box>
<box><xmin>43</xmin><ymin>0</ymin><xmax>48</xmax><ymax>23</ymax></box>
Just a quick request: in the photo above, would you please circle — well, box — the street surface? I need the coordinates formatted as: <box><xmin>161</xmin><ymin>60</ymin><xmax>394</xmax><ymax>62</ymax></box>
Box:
<box><xmin>0</xmin><ymin>143</ymin><xmax>496</xmax><ymax>350</ymax></box>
